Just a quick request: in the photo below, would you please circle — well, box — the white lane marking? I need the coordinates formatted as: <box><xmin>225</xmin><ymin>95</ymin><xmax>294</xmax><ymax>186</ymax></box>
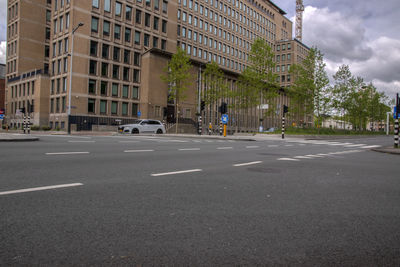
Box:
<box><xmin>317</xmin><ymin>153</ymin><xmax>332</xmax><ymax>156</ymax></box>
<box><xmin>119</xmin><ymin>141</ymin><xmax>140</xmax><ymax>143</ymax></box>
<box><xmin>206</xmin><ymin>140</ymin><xmax>213</xmax><ymax>143</ymax></box>
<box><xmin>268</xmin><ymin>145</ymin><xmax>278</xmax><ymax>147</ymax></box>
<box><xmin>305</xmin><ymin>154</ymin><xmax>324</xmax><ymax>158</ymax></box>
<box><xmin>277</xmin><ymin>158</ymin><xmax>300</xmax><ymax>161</ymax></box>
<box><xmin>68</xmin><ymin>141</ymin><xmax>96</xmax><ymax>143</ymax></box>
<box><xmin>124</xmin><ymin>149</ymin><xmax>155</xmax><ymax>153</ymax></box>
<box><xmin>294</xmin><ymin>156</ymin><xmax>313</xmax><ymax>159</ymax></box>
<box><xmin>179</xmin><ymin>148</ymin><xmax>201</xmax><ymax>151</ymax></box>
<box><xmin>298</xmin><ymin>144</ymin><xmax>306</xmax><ymax>146</ymax></box>
<box><xmin>151</xmin><ymin>169</ymin><xmax>202</xmax><ymax>177</ymax></box>
<box><xmin>45</xmin><ymin>152</ymin><xmax>90</xmax><ymax>155</ymax></box>
<box><xmin>246</xmin><ymin>146</ymin><xmax>260</xmax><ymax>149</ymax></box>
<box><xmin>345</xmin><ymin>144</ymin><xmax>366</xmax><ymax>147</ymax></box>
<box><xmin>0</xmin><ymin>183</ymin><xmax>83</xmax><ymax>196</ymax></box>
<box><xmin>233</xmin><ymin>161</ymin><xmax>262</xmax><ymax>167</ymax></box>
<box><xmin>193</xmin><ymin>140</ymin><xmax>201</xmax><ymax>143</ymax></box>
<box><xmin>327</xmin><ymin>143</ymin><xmax>353</xmax><ymax>146</ymax></box>
<box><xmin>217</xmin><ymin>147</ymin><xmax>233</xmax><ymax>150</ymax></box>
<box><xmin>360</xmin><ymin>145</ymin><xmax>381</xmax><ymax>149</ymax></box>
<box><xmin>285</xmin><ymin>144</ymin><xmax>294</xmax><ymax>147</ymax></box>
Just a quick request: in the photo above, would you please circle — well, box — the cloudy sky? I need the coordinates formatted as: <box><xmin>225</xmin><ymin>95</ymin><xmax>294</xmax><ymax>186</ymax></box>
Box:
<box><xmin>0</xmin><ymin>0</ymin><xmax>399</xmax><ymax>97</ymax></box>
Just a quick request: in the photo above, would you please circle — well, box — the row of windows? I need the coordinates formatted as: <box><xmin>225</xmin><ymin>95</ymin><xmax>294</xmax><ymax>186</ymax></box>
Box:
<box><xmin>276</xmin><ymin>65</ymin><xmax>291</xmax><ymax>73</ymax></box>
<box><xmin>88</xmin><ymin>60</ymin><xmax>141</xmax><ymax>83</ymax></box>
<box><xmin>88</xmin><ymin>80</ymin><xmax>139</xmax><ymax>99</ymax></box>
<box><xmin>7</xmin><ymin>2</ymin><xmax>18</xmax><ymax>21</ymax></box>
<box><xmin>7</xmin><ymin>22</ymin><xmax>18</xmax><ymax>39</ymax></box>
<box><xmin>53</xmin><ymin>12</ymin><xmax>70</xmax><ymax>34</ymax></box>
<box><xmin>9</xmin><ymin>100</ymin><xmax>35</xmax><ymax>114</ymax></box>
<box><xmin>87</xmin><ymin>99</ymin><xmax>139</xmax><ymax>116</ymax></box>
<box><xmin>52</xmin><ymin>38</ymin><xmax>69</xmax><ymax>58</ymax></box>
<box><xmin>276</xmin><ymin>43</ymin><xmax>292</xmax><ymax>51</ymax></box>
<box><xmin>10</xmin><ymin>81</ymin><xmax>36</xmax><ymax>99</ymax></box>
<box><xmin>91</xmin><ymin>14</ymin><xmax>167</xmax><ymax>41</ymax></box>
<box><xmin>7</xmin><ymin>40</ymin><xmax>17</xmax><ymax>57</ymax></box>
<box><xmin>53</xmin><ymin>0</ymin><xmax>71</xmax><ymax>12</ymax></box>
<box><xmin>50</xmin><ymin>77</ymin><xmax>68</xmax><ymax>95</ymax></box>
<box><xmin>276</xmin><ymin>54</ymin><xmax>292</xmax><ymax>62</ymax></box>
<box><xmin>92</xmin><ymin>0</ymin><xmax>168</xmax><ymax>16</ymax></box>
<box><xmin>51</xmin><ymin>57</ymin><xmax>68</xmax><ymax>76</ymax></box>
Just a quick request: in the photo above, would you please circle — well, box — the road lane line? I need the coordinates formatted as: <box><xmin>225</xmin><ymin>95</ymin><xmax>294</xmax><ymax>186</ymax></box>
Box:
<box><xmin>268</xmin><ymin>145</ymin><xmax>278</xmax><ymax>147</ymax></box>
<box><xmin>305</xmin><ymin>155</ymin><xmax>324</xmax><ymax>158</ymax></box>
<box><xmin>277</xmin><ymin>158</ymin><xmax>300</xmax><ymax>161</ymax></box>
<box><xmin>345</xmin><ymin>144</ymin><xmax>366</xmax><ymax>147</ymax></box>
<box><xmin>233</xmin><ymin>161</ymin><xmax>262</xmax><ymax>167</ymax></box>
<box><xmin>45</xmin><ymin>152</ymin><xmax>90</xmax><ymax>155</ymax></box>
<box><xmin>0</xmin><ymin>183</ymin><xmax>83</xmax><ymax>196</ymax></box>
<box><xmin>285</xmin><ymin>144</ymin><xmax>294</xmax><ymax>147</ymax></box>
<box><xmin>118</xmin><ymin>141</ymin><xmax>140</xmax><ymax>143</ymax></box>
<box><xmin>124</xmin><ymin>149</ymin><xmax>155</xmax><ymax>153</ymax></box>
<box><xmin>360</xmin><ymin>145</ymin><xmax>381</xmax><ymax>149</ymax></box>
<box><xmin>217</xmin><ymin>147</ymin><xmax>233</xmax><ymax>150</ymax></box>
<box><xmin>68</xmin><ymin>141</ymin><xmax>96</xmax><ymax>143</ymax></box>
<box><xmin>246</xmin><ymin>146</ymin><xmax>260</xmax><ymax>148</ymax></box>
<box><xmin>151</xmin><ymin>169</ymin><xmax>202</xmax><ymax>177</ymax></box>
<box><xmin>294</xmin><ymin>156</ymin><xmax>313</xmax><ymax>159</ymax></box>
<box><xmin>179</xmin><ymin>148</ymin><xmax>201</xmax><ymax>151</ymax></box>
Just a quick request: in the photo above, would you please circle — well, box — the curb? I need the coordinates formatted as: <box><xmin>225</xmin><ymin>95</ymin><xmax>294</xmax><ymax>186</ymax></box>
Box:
<box><xmin>371</xmin><ymin>147</ymin><xmax>400</xmax><ymax>155</ymax></box>
<box><xmin>0</xmin><ymin>137</ymin><xmax>40</xmax><ymax>142</ymax></box>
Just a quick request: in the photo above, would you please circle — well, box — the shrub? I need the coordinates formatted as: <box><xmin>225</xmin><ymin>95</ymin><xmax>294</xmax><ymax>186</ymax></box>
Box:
<box><xmin>30</xmin><ymin>125</ymin><xmax>40</xmax><ymax>131</ymax></box>
<box><xmin>41</xmin><ymin>126</ymin><xmax>52</xmax><ymax>131</ymax></box>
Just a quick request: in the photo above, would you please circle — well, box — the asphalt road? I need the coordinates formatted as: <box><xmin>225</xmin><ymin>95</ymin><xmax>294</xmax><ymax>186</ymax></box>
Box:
<box><xmin>0</xmin><ymin>134</ymin><xmax>399</xmax><ymax>266</ymax></box>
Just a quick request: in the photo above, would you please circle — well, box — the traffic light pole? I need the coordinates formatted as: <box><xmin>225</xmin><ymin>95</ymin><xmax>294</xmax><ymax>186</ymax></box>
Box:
<box><xmin>282</xmin><ymin>113</ymin><xmax>285</xmax><ymax>139</ymax></box>
<box><xmin>395</xmin><ymin>93</ymin><xmax>399</xmax><ymax>148</ymax></box>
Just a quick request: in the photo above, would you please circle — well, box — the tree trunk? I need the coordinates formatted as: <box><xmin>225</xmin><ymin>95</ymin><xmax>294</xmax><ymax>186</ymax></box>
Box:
<box><xmin>175</xmin><ymin>102</ymin><xmax>179</xmax><ymax>134</ymax></box>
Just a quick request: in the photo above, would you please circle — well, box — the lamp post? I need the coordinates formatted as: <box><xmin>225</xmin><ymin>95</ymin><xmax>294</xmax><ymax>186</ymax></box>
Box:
<box><xmin>67</xmin><ymin>22</ymin><xmax>84</xmax><ymax>134</ymax></box>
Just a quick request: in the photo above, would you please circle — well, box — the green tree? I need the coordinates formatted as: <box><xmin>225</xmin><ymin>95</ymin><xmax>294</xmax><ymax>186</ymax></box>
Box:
<box><xmin>289</xmin><ymin>47</ymin><xmax>330</xmax><ymax>129</ymax></box>
<box><xmin>331</xmin><ymin>65</ymin><xmax>354</xmax><ymax>126</ymax></box>
<box><xmin>202</xmin><ymin>61</ymin><xmax>229</xmax><ymax>105</ymax></box>
<box><xmin>235</xmin><ymin>38</ymin><xmax>279</xmax><ymax>112</ymax></box>
<box><xmin>160</xmin><ymin>48</ymin><xmax>192</xmax><ymax>133</ymax></box>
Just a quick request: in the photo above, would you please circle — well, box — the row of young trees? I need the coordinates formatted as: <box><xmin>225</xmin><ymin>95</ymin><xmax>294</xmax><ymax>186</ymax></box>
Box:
<box><xmin>289</xmin><ymin>48</ymin><xmax>392</xmax><ymax>131</ymax></box>
<box><xmin>161</xmin><ymin>39</ymin><xmax>392</xmax><ymax>132</ymax></box>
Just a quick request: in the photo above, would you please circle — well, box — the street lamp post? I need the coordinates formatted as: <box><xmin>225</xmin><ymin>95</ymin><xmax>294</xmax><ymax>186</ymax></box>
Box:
<box><xmin>67</xmin><ymin>22</ymin><xmax>84</xmax><ymax>134</ymax></box>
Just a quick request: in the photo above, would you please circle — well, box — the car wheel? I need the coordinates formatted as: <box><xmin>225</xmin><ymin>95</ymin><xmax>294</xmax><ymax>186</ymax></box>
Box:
<box><xmin>131</xmin><ymin>128</ymin><xmax>139</xmax><ymax>134</ymax></box>
<box><xmin>156</xmin><ymin>129</ymin><xmax>163</xmax><ymax>134</ymax></box>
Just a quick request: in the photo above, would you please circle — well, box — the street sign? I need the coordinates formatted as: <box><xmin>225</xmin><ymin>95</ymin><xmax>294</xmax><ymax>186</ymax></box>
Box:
<box><xmin>137</xmin><ymin>111</ymin><xmax>141</xmax><ymax>117</ymax></box>
<box><xmin>0</xmin><ymin>114</ymin><xmax>4</xmax><ymax>120</ymax></box>
<box><xmin>0</xmin><ymin>109</ymin><xmax>4</xmax><ymax>114</ymax></box>
<box><xmin>258</xmin><ymin>104</ymin><xmax>269</xmax><ymax>110</ymax></box>
<box><xmin>221</xmin><ymin>114</ymin><xmax>228</xmax><ymax>124</ymax></box>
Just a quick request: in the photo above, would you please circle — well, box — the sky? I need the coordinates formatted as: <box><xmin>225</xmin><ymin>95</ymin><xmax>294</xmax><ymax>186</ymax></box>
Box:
<box><xmin>0</xmin><ymin>0</ymin><xmax>399</xmax><ymax>98</ymax></box>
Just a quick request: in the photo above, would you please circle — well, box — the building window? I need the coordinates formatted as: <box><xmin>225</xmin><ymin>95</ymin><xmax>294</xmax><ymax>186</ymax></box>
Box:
<box><xmin>133</xmin><ymin>69</ymin><xmax>140</xmax><ymax>83</ymax></box>
<box><xmin>153</xmin><ymin>36</ymin><xmax>158</xmax><ymax>48</ymax></box>
<box><xmin>100</xmin><ymin>100</ymin><xmax>107</xmax><ymax>114</ymax></box>
<box><xmin>102</xmin><ymin>44</ymin><xmax>109</xmax><ymax>58</ymax></box>
<box><xmin>146</xmin><ymin>0</ymin><xmax>151</xmax><ymax>7</ymax></box>
<box><xmin>122</xmin><ymin>102</ymin><xmax>128</xmax><ymax>115</ymax></box>
<box><xmin>90</xmin><ymin>41</ymin><xmax>98</xmax><ymax>56</ymax></box>
<box><xmin>101</xmin><ymin>81</ymin><xmax>108</xmax><ymax>95</ymax></box>
<box><xmin>101</xmin><ymin>62</ymin><xmax>108</xmax><ymax>76</ymax></box>
<box><xmin>126</xmin><ymin>6</ymin><xmax>132</xmax><ymax>20</ymax></box>
<box><xmin>103</xmin><ymin>21</ymin><xmax>110</xmax><ymax>36</ymax></box>
<box><xmin>89</xmin><ymin>79</ymin><xmax>96</xmax><ymax>94</ymax></box>
<box><xmin>104</xmin><ymin>0</ymin><xmax>111</xmax><ymax>12</ymax></box>
<box><xmin>111</xmin><ymin>101</ymin><xmax>118</xmax><ymax>114</ymax></box>
<box><xmin>115</xmin><ymin>2</ymin><xmax>122</xmax><ymax>16</ymax></box>
<box><xmin>112</xmin><ymin>65</ymin><xmax>119</xmax><ymax>79</ymax></box>
<box><xmin>113</xmin><ymin>47</ymin><xmax>120</xmax><ymax>61</ymax></box>
<box><xmin>88</xmin><ymin>99</ymin><xmax>95</xmax><ymax>113</ymax></box>
<box><xmin>144</xmin><ymin>34</ymin><xmax>150</xmax><ymax>46</ymax></box>
<box><xmin>162</xmin><ymin>0</ymin><xmax>167</xmax><ymax>13</ymax></box>
<box><xmin>92</xmin><ymin>0</ymin><xmax>99</xmax><ymax>8</ymax></box>
<box><xmin>135</xmin><ymin>31</ymin><xmax>141</xmax><ymax>45</ymax></box>
<box><xmin>136</xmin><ymin>10</ymin><xmax>142</xmax><ymax>24</ymax></box>
<box><xmin>91</xmin><ymin>17</ymin><xmax>99</xmax><ymax>33</ymax></box>
<box><xmin>123</xmin><ymin>67</ymin><xmax>129</xmax><ymax>81</ymax></box>
<box><xmin>153</xmin><ymin>17</ymin><xmax>159</xmax><ymax>30</ymax></box>
<box><xmin>112</xmin><ymin>83</ymin><xmax>118</xmax><ymax>96</ymax></box>
<box><xmin>114</xmin><ymin>24</ymin><xmax>121</xmax><ymax>39</ymax></box>
<box><xmin>132</xmin><ymin>103</ymin><xmax>138</xmax><ymax>116</ymax></box>
<box><xmin>154</xmin><ymin>0</ymin><xmax>159</xmax><ymax>10</ymax></box>
<box><xmin>89</xmin><ymin>60</ymin><xmax>97</xmax><ymax>75</ymax></box>
<box><xmin>124</xmin><ymin>50</ymin><xmax>130</xmax><ymax>64</ymax></box>
<box><xmin>122</xmin><ymin>85</ymin><xmax>129</xmax><ymax>98</ymax></box>
<box><xmin>145</xmin><ymin>13</ymin><xmax>151</xmax><ymax>27</ymax></box>
<box><xmin>132</xmin><ymin>86</ymin><xmax>139</xmax><ymax>99</ymax></box>
<box><xmin>161</xmin><ymin>39</ymin><xmax>166</xmax><ymax>50</ymax></box>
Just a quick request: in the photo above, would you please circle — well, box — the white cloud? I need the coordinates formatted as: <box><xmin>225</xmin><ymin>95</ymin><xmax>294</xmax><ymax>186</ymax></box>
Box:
<box><xmin>0</xmin><ymin>41</ymin><xmax>6</xmax><ymax>64</ymax></box>
<box><xmin>300</xmin><ymin>6</ymin><xmax>400</xmax><ymax>98</ymax></box>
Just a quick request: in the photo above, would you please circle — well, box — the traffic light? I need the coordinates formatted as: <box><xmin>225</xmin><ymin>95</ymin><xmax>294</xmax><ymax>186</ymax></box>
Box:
<box><xmin>20</xmin><ymin>107</ymin><xmax>26</xmax><ymax>114</ymax></box>
<box><xmin>220</xmin><ymin>102</ymin><xmax>227</xmax><ymax>114</ymax></box>
<box><xmin>283</xmin><ymin>105</ymin><xmax>289</xmax><ymax>114</ymax></box>
<box><xmin>201</xmin><ymin>100</ymin><xmax>205</xmax><ymax>111</ymax></box>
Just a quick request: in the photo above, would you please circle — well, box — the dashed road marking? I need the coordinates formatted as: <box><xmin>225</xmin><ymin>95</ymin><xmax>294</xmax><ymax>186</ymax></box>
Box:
<box><xmin>124</xmin><ymin>149</ymin><xmax>155</xmax><ymax>153</ymax></box>
<box><xmin>246</xmin><ymin>146</ymin><xmax>260</xmax><ymax>149</ymax></box>
<box><xmin>360</xmin><ymin>145</ymin><xmax>381</xmax><ymax>149</ymax></box>
<box><xmin>345</xmin><ymin>144</ymin><xmax>366</xmax><ymax>147</ymax></box>
<box><xmin>217</xmin><ymin>147</ymin><xmax>233</xmax><ymax>150</ymax></box>
<box><xmin>179</xmin><ymin>148</ymin><xmax>201</xmax><ymax>151</ymax></box>
<box><xmin>0</xmin><ymin>183</ymin><xmax>83</xmax><ymax>196</ymax></box>
<box><xmin>277</xmin><ymin>158</ymin><xmax>300</xmax><ymax>161</ymax></box>
<box><xmin>151</xmin><ymin>169</ymin><xmax>203</xmax><ymax>177</ymax></box>
<box><xmin>233</xmin><ymin>161</ymin><xmax>262</xmax><ymax>167</ymax></box>
<box><xmin>68</xmin><ymin>141</ymin><xmax>96</xmax><ymax>143</ymax></box>
<box><xmin>45</xmin><ymin>152</ymin><xmax>90</xmax><ymax>155</ymax></box>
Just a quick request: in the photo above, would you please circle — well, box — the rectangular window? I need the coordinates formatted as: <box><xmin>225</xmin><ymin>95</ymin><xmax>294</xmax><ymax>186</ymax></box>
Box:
<box><xmin>101</xmin><ymin>81</ymin><xmax>108</xmax><ymax>95</ymax></box>
<box><xmin>133</xmin><ymin>69</ymin><xmax>140</xmax><ymax>83</ymax></box>
<box><xmin>146</xmin><ymin>0</ymin><xmax>151</xmax><ymax>7</ymax></box>
<box><xmin>153</xmin><ymin>36</ymin><xmax>158</xmax><ymax>48</ymax></box>
<box><xmin>92</xmin><ymin>0</ymin><xmax>99</xmax><ymax>8</ymax></box>
<box><xmin>132</xmin><ymin>103</ymin><xmax>138</xmax><ymax>116</ymax></box>
<box><xmin>88</xmin><ymin>99</ymin><xmax>95</xmax><ymax>113</ymax></box>
<box><xmin>122</xmin><ymin>102</ymin><xmax>128</xmax><ymax>115</ymax></box>
<box><xmin>113</xmin><ymin>47</ymin><xmax>120</xmax><ymax>61</ymax></box>
<box><xmin>101</xmin><ymin>62</ymin><xmax>108</xmax><ymax>76</ymax></box>
<box><xmin>145</xmin><ymin>13</ymin><xmax>151</xmax><ymax>27</ymax></box>
<box><xmin>114</xmin><ymin>24</ymin><xmax>121</xmax><ymax>39</ymax></box>
<box><xmin>144</xmin><ymin>34</ymin><xmax>150</xmax><ymax>46</ymax></box>
<box><xmin>91</xmin><ymin>17</ymin><xmax>99</xmax><ymax>33</ymax></box>
<box><xmin>162</xmin><ymin>20</ymin><xmax>167</xmax><ymax>33</ymax></box>
<box><xmin>124</xmin><ymin>50</ymin><xmax>130</xmax><ymax>64</ymax></box>
<box><xmin>126</xmin><ymin>6</ymin><xmax>132</xmax><ymax>20</ymax></box>
<box><xmin>111</xmin><ymin>101</ymin><xmax>118</xmax><ymax>114</ymax></box>
<box><xmin>132</xmin><ymin>86</ymin><xmax>139</xmax><ymax>99</ymax></box>
<box><xmin>161</xmin><ymin>39</ymin><xmax>166</xmax><ymax>50</ymax></box>
<box><xmin>123</xmin><ymin>67</ymin><xmax>129</xmax><ymax>81</ymax></box>
<box><xmin>136</xmin><ymin>10</ymin><xmax>142</xmax><ymax>24</ymax></box>
<box><xmin>89</xmin><ymin>79</ymin><xmax>96</xmax><ymax>94</ymax></box>
<box><xmin>115</xmin><ymin>2</ymin><xmax>122</xmax><ymax>16</ymax></box>
<box><xmin>153</xmin><ymin>17</ymin><xmax>159</xmax><ymax>30</ymax></box>
<box><xmin>100</xmin><ymin>100</ymin><xmax>107</xmax><ymax>114</ymax></box>
<box><xmin>135</xmin><ymin>31</ymin><xmax>141</xmax><ymax>45</ymax></box>
<box><xmin>89</xmin><ymin>60</ymin><xmax>97</xmax><ymax>75</ymax></box>
<box><xmin>104</xmin><ymin>0</ymin><xmax>111</xmax><ymax>12</ymax></box>
<box><xmin>154</xmin><ymin>0</ymin><xmax>159</xmax><ymax>10</ymax></box>
<box><xmin>122</xmin><ymin>85</ymin><xmax>129</xmax><ymax>98</ymax></box>
<box><xmin>112</xmin><ymin>65</ymin><xmax>119</xmax><ymax>79</ymax></box>
<box><xmin>125</xmin><ymin>28</ymin><xmax>131</xmax><ymax>42</ymax></box>
<box><xmin>102</xmin><ymin>44</ymin><xmax>109</xmax><ymax>58</ymax></box>
<box><xmin>90</xmin><ymin>41</ymin><xmax>98</xmax><ymax>56</ymax></box>
<box><xmin>103</xmin><ymin>21</ymin><xmax>110</xmax><ymax>36</ymax></box>
<box><xmin>162</xmin><ymin>0</ymin><xmax>167</xmax><ymax>13</ymax></box>
<box><xmin>112</xmin><ymin>83</ymin><xmax>119</xmax><ymax>96</ymax></box>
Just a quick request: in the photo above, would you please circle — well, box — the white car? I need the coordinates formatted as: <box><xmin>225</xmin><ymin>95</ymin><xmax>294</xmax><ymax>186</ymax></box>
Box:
<box><xmin>118</xmin><ymin>119</ymin><xmax>166</xmax><ymax>134</ymax></box>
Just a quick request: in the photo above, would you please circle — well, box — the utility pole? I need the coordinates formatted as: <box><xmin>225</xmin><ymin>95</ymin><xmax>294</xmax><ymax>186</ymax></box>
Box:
<box><xmin>395</xmin><ymin>93</ymin><xmax>399</xmax><ymax>148</ymax></box>
<box><xmin>67</xmin><ymin>23</ymin><xmax>84</xmax><ymax>134</ymax></box>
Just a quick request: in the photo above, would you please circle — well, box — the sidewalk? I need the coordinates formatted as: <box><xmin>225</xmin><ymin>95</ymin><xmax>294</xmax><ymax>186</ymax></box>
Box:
<box><xmin>0</xmin><ymin>133</ymin><xmax>40</xmax><ymax>142</ymax></box>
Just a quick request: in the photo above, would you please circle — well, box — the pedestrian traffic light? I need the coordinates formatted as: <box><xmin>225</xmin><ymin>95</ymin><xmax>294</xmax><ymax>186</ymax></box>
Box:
<box><xmin>283</xmin><ymin>105</ymin><xmax>289</xmax><ymax>113</ymax></box>
<box><xmin>221</xmin><ymin>102</ymin><xmax>227</xmax><ymax>114</ymax></box>
<box><xmin>201</xmin><ymin>100</ymin><xmax>205</xmax><ymax>111</ymax></box>
<box><xmin>20</xmin><ymin>107</ymin><xmax>26</xmax><ymax>114</ymax></box>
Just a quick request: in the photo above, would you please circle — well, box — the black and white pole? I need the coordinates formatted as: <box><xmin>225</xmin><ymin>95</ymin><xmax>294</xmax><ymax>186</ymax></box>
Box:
<box><xmin>28</xmin><ymin>115</ymin><xmax>31</xmax><ymax>134</ymax></box>
<box><xmin>198</xmin><ymin>115</ymin><xmax>202</xmax><ymax>135</ymax></box>
<box><xmin>219</xmin><ymin>119</ymin><xmax>223</xmax><ymax>136</ymax></box>
<box><xmin>23</xmin><ymin>115</ymin><xmax>26</xmax><ymax>134</ymax></box>
<box><xmin>282</xmin><ymin>115</ymin><xmax>285</xmax><ymax>139</ymax></box>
